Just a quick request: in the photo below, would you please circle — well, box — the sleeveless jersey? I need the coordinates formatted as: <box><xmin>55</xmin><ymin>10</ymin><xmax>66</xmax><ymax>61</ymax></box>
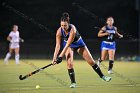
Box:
<box><xmin>61</xmin><ymin>24</ymin><xmax>80</xmax><ymax>42</ymax></box>
<box><xmin>102</xmin><ymin>26</ymin><xmax>116</xmax><ymax>42</ymax></box>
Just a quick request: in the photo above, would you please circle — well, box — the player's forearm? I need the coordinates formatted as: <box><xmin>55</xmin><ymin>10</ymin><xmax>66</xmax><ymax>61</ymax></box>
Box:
<box><xmin>117</xmin><ymin>33</ymin><xmax>121</xmax><ymax>37</ymax></box>
<box><xmin>59</xmin><ymin>38</ymin><xmax>73</xmax><ymax>57</ymax></box>
<box><xmin>7</xmin><ymin>36</ymin><xmax>11</xmax><ymax>41</ymax></box>
<box><xmin>59</xmin><ymin>45</ymin><xmax>69</xmax><ymax>57</ymax></box>
<box><xmin>98</xmin><ymin>32</ymin><xmax>109</xmax><ymax>37</ymax></box>
<box><xmin>116</xmin><ymin>32</ymin><xmax>123</xmax><ymax>38</ymax></box>
<box><xmin>53</xmin><ymin>44</ymin><xmax>60</xmax><ymax>60</ymax></box>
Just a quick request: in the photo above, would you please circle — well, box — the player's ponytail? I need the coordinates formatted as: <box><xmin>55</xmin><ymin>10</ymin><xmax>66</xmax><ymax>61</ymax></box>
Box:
<box><xmin>61</xmin><ymin>12</ymin><xmax>70</xmax><ymax>23</ymax></box>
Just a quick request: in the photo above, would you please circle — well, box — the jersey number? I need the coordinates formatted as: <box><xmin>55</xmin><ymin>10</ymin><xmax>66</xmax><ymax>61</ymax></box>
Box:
<box><xmin>107</xmin><ymin>34</ymin><xmax>113</xmax><ymax>40</ymax></box>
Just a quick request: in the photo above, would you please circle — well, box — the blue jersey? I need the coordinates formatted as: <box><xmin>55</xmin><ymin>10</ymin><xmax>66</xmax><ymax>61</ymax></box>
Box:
<box><xmin>61</xmin><ymin>24</ymin><xmax>86</xmax><ymax>49</ymax></box>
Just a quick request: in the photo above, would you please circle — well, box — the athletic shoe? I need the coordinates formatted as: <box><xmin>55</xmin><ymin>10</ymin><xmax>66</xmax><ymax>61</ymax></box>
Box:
<box><xmin>108</xmin><ymin>70</ymin><xmax>113</xmax><ymax>74</ymax></box>
<box><xmin>102</xmin><ymin>76</ymin><xmax>111</xmax><ymax>82</ymax></box>
<box><xmin>70</xmin><ymin>83</ymin><xmax>76</xmax><ymax>88</ymax></box>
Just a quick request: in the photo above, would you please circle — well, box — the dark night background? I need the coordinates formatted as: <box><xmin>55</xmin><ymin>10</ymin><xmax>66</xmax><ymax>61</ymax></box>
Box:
<box><xmin>0</xmin><ymin>0</ymin><xmax>139</xmax><ymax>59</ymax></box>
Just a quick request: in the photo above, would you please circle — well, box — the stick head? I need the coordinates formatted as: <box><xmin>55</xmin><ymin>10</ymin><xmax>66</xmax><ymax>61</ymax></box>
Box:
<box><xmin>19</xmin><ymin>75</ymin><xmax>24</xmax><ymax>80</ymax></box>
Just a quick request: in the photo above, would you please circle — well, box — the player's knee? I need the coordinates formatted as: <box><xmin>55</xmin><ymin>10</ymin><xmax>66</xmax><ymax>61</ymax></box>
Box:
<box><xmin>66</xmin><ymin>53</ymin><xmax>72</xmax><ymax>59</ymax></box>
<box><xmin>101</xmin><ymin>57</ymin><xmax>106</xmax><ymax>61</ymax></box>
<box><xmin>109</xmin><ymin>57</ymin><xmax>114</xmax><ymax>60</ymax></box>
<box><xmin>67</xmin><ymin>62</ymin><xmax>73</xmax><ymax>68</ymax></box>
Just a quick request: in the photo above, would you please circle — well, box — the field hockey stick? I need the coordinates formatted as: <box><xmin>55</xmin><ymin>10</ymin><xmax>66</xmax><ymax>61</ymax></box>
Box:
<box><xmin>19</xmin><ymin>63</ymin><xmax>53</xmax><ymax>80</ymax></box>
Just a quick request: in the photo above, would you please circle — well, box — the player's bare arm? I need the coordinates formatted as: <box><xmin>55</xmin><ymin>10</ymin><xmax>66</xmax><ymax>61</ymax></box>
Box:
<box><xmin>7</xmin><ymin>36</ymin><xmax>12</xmax><ymax>42</ymax></box>
<box><xmin>52</xmin><ymin>28</ymin><xmax>62</xmax><ymax>64</ymax></box>
<box><xmin>59</xmin><ymin>27</ymin><xmax>76</xmax><ymax>57</ymax></box>
<box><xmin>98</xmin><ymin>26</ymin><xmax>110</xmax><ymax>37</ymax></box>
<box><xmin>115</xmin><ymin>27</ymin><xmax>123</xmax><ymax>38</ymax></box>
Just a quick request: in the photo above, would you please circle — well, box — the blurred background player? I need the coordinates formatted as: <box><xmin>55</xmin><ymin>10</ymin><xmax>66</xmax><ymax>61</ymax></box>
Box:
<box><xmin>4</xmin><ymin>25</ymin><xmax>24</xmax><ymax>65</ymax></box>
<box><xmin>97</xmin><ymin>17</ymin><xmax>123</xmax><ymax>74</ymax></box>
<box><xmin>52</xmin><ymin>12</ymin><xmax>111</xmax><ymax>88</ymax></box>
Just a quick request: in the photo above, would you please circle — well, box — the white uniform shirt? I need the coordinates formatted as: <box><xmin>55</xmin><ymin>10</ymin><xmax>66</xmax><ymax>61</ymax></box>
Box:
<box><xmin>9</xmin><ymin>31</ymin><xmax>20</xmax><ymax>48</ymax></box>
<box><xmin>9</xmin><ymin>31</ymin><xmax>20</xmax><ymax>43</ymax></box>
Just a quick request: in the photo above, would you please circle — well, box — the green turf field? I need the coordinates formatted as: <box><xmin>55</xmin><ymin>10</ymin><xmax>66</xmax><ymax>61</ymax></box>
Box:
<box><xmin>0</xmin><ymin>59</ymin><xmax>140</xmax><ymax>93</ymax></box>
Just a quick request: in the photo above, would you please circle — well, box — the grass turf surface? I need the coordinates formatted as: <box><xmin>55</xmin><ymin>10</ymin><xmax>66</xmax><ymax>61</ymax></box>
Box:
<box><xmin>0</xmin><ymin>59</ymin><xmax>140</xmax><ymax>93</ymax></box>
